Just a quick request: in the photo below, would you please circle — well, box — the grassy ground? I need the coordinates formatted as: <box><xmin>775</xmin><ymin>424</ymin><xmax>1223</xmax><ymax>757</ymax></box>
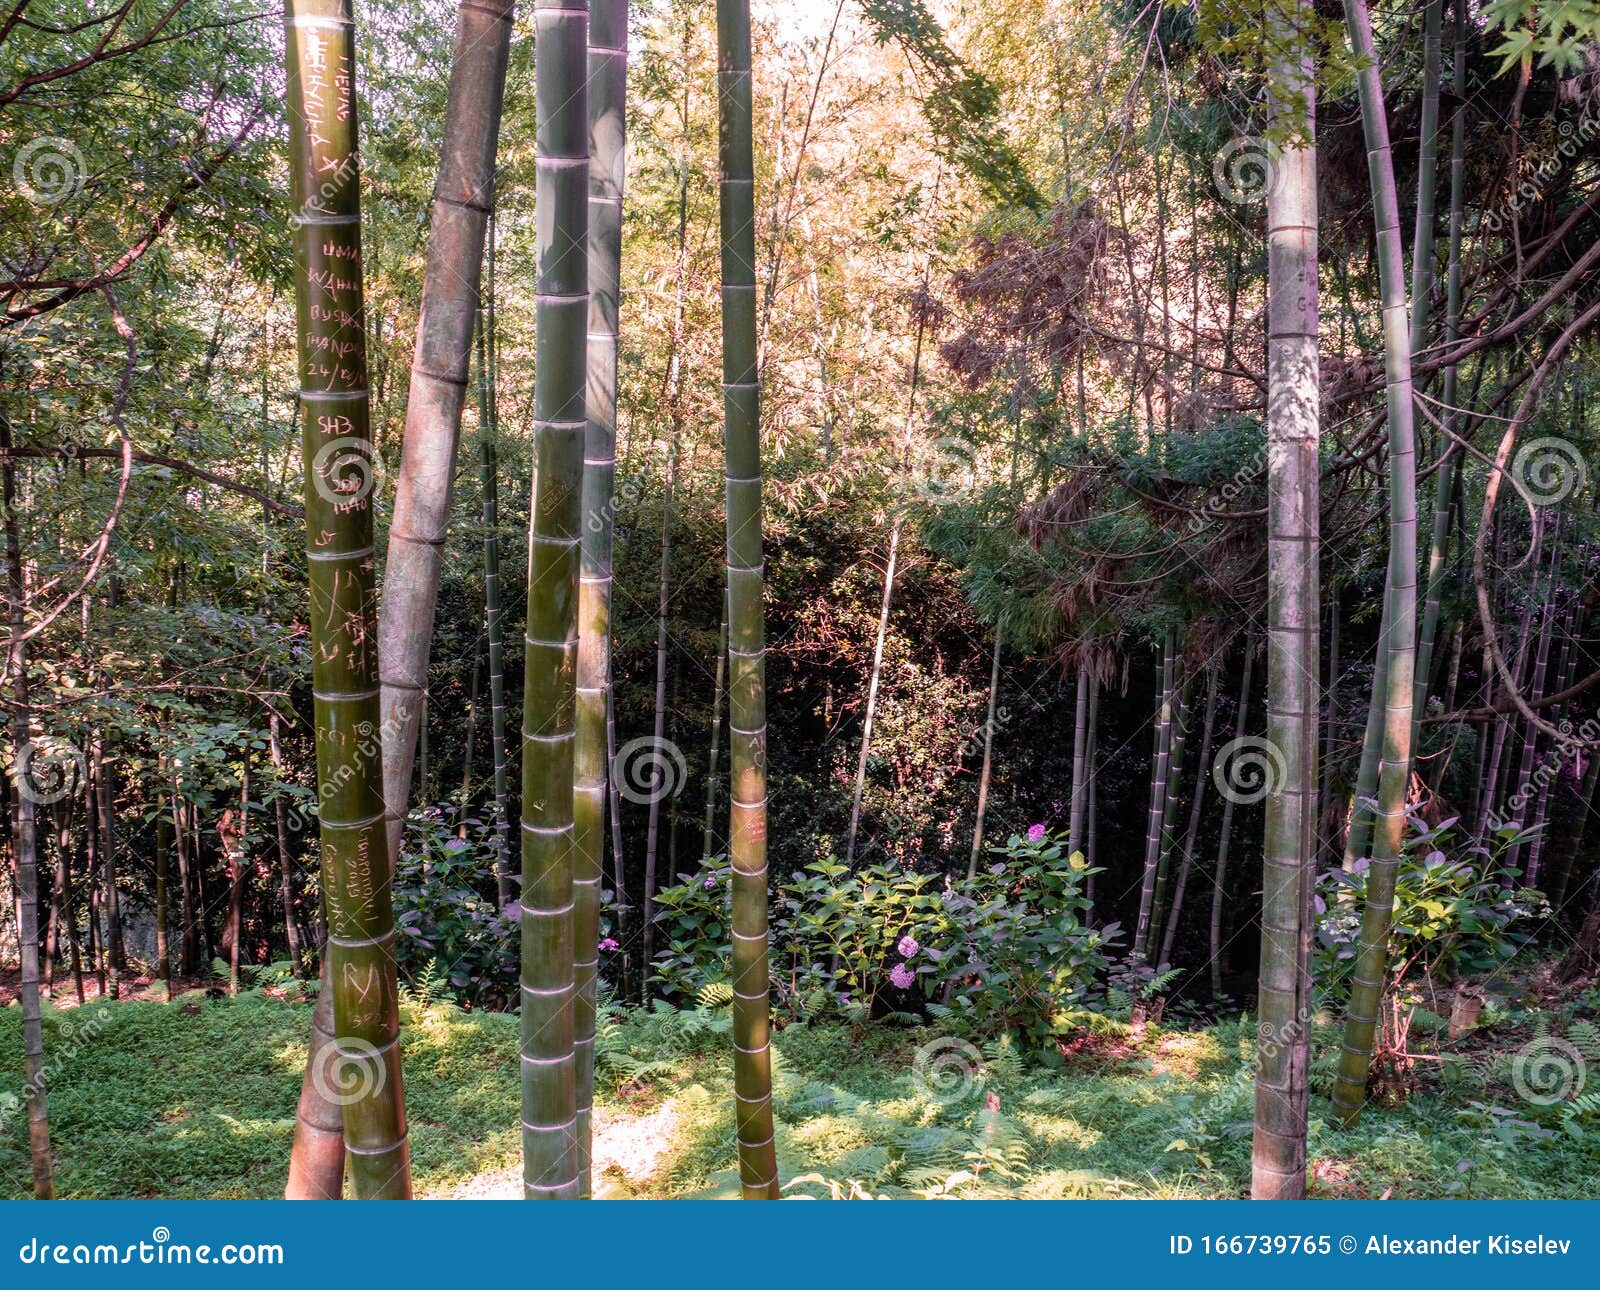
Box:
<box><xmin>1</xmin><ymin>980</ymin><xmax>1597</xmax><ymax>1199</ymax></box>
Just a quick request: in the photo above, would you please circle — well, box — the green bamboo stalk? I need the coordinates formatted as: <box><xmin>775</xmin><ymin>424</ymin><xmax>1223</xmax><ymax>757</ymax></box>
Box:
<box><xmin>1332</xmin><ymin>0</ymin><xmax>1421</xmax><ymax>1126</ymax></box>
<box><xmin>1254</xmin><ymin>11</ymin><xmax>1319</xmax><ymax>1194</ymax></box>
<box><xmin>573</xmin><ymin>0</ymin><xmax>628</xmax><ymax>1198</ymax></box>
<box><xmin>703</xmin><ymin>600</ymin><xmax>728</xmax><ymax>862</ymax></box>
<box><xmin>520</xmin><ymin>0</ymin><xmax>588</xmax><ymax>1201</ymax></box>
<box><xmin>1160</xmin><ymin>663</ymin><xmax>1219</xmax><ymax>971</ymax></box>
<box><xmin>1135</xmin><ymin>633</ymin><xmax>1177</xmax><ymax>954</ymax></box>
<box><xmin>718</xmin><ymin>0</ymin><xmax>779</xmax><ymax>1199</ymax></box>
<box><xmin>1210</xmin><ymin>648</ymin><xmax>1254</xmax><ymax>999</ymax></box>
<box><xmin>1148</xmin><ymin>675</ymin><xmax>1192</xmax><ymax>958</ymax></box>
<box><xmin>477</xmin><ymin>239</ymin><xmax>513</xmax><ymax>910</ymax></box>
<box><xmin>1068</xmin><ymin>666</ymin><xmax>1090</xmax><ymax>858</ymax></box>
<box><xmin>284</xmin><ymin>0</ymin><xmax>410</xmax><ymax>1201</ymax></box>
<box><xmin>1409</xmin><ymin>0</ymin><xmax>1451</xmax><ymax>744</ymax></box>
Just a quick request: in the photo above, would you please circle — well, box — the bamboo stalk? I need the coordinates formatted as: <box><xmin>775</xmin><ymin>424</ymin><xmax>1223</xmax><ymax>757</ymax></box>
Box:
<box><xmin>1254</xmin><ymin>17</ymin><xmax>1319</xmax><ymax>1192</ymax></box>
<box><xmin>1332</xmin><ymin>0</ymin><xmax>1421</xmax><ymax>1126</ymax></box>
<box><xmin>573</xmin><ymin>0</ymin><xmax>628</xmax><ymax>1197</ymax></box>
<box><xmin>718</xmin><ymin>0</ymin><xmax>779</xmax><ymax>1199</ymax></box>
<box><xmin>285</xmin><ymin>0</ymin><xmax>411</xmax><ymax>1198</ymax></box>
<box><xmin>520</xmin><ymin>0</ymin><xmax>588</xmax><ymax>1201</ymax></box>
<box><xmin>478</xmin><ymin>220</ymin><xmax>514</xmax><ymax>910</ymax></box>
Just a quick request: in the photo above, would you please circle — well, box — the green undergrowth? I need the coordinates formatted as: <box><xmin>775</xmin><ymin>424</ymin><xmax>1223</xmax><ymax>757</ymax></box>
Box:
<box><xmin>2</xmin><ymin>985</ymin><xmax>1597</xmax><ymax>1199</ymax></box>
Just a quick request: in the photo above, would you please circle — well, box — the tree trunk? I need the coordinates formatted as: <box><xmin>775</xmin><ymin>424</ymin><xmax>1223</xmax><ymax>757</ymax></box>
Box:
<box><xmin>95</xmin><ymin>733</ymin><xmax>123</xmax><ymax>998</ymax></box>
<box><xmin>846</xmin><ymin>517</ymin><xmax>902</xmax><ymax>866</ymax></box>
<box><xmin>285</xmin><ymin>962</ymin><xmax>346</xmax><ymax>1200</ymax></box>
<box><xmin>269</xmin><ymin>715</ymin><xmax>303</xmax><ymax>976</ymax></box>
<box><xmin>285</xmin><ymin>0</ymin><xmax>412</xmax><ymax>1198</ymax></box>
<box><xmin>719</xmin><ymin>0</ymin><xmax>779</xmax><ymax>1199</ymax></box>
<box><xmin>2</xmin><ymin>406</ymin><xmax>55</xmax><ymax>1197</ymax></box>
<box><xmin>967</xmin><ymin>633</ymin><xmax>1004</xmax><ymax>877</ymax></box>
<box><xmin>173</xmin><ymin>790</ymin><xmax>197</xmax><ymax>975</ymax></box>
<box><xmin>155</xmin><ymin>786</ymin><xmax>171</xmax><ymax>994</ymax></box>
<box><xmin>1332</xmin><ymin>0</ymin><xmax>1421</xmax><ymax>1126</ymax></box>
<box><xmin>1254</xmin><ymin>27</ymin><xmax>1320</xmax><ymax>1194</ymax></box>
<box><xmin>376</xmin><ymin>0</ymin><xmax>514</xmax><ymax>863</ymax></box>
<box><xmin>1160</xmin><ymin>663</ymin><xmax>1219</xmax><ymax>971</ymax></box>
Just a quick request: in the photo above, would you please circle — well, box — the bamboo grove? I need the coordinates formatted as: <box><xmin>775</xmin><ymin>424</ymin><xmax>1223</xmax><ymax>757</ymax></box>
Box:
<box><xmin>4</xmin><ymin>0</ymin><xmax>1600</xmax><ymax>1202</ymax></box>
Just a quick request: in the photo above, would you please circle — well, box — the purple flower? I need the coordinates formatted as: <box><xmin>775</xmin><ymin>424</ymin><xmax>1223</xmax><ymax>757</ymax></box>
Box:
<box><xmin>1026</xmin><ymin>823</ymin><xmax>1047</xmax><ymax>843</ymax></box>
<box><xmin>704</xmin><ymin>874</ymin><xmax>718</xmax><ymax>889</ymax></box>
<box><xmin>598</xmin><ymin>937</ymin><xmax>619</xmax><ymax>952</ymax></box>
<box><xmin>889</xmin><ymin>962</ymin><xmax>915</xmax><ymax>990</ymax></box>
<box><xmin>897</xmin><ymin>935</ymin><xmax>919</xmax><ymax>957</ymax></box>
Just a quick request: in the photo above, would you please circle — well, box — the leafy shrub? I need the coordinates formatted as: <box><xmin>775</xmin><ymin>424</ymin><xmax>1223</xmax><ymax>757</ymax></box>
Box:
<box><xmin>392</xmin><ymin>808</ymin><xmax>517</xmax><ymax>1009</ymax></box>
<box><xmin>923</xmin><ymin>831</ymin><xmax>1116</xmax><ymax>1048</ymax></box>
<box><xmin>648</xmin><ymin>862</ymin><xmax>733</xmax><ymax>999</ymax></box>
<box><xmin>1315</xmin><ymin>810</ymin><xmax>1548</xmax><ymax>1000</ymax></box>
<box><xmin>648</xmin><ymin>829</ymin><xmax>1116</xmax><ymax>1053</ymax></box>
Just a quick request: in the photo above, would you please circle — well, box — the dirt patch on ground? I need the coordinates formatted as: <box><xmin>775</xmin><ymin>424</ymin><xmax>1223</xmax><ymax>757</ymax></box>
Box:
<box><xmin>435</xmin><ymin>1100</ymin><xmax>682</xmax><ymax>1199</ymax></box>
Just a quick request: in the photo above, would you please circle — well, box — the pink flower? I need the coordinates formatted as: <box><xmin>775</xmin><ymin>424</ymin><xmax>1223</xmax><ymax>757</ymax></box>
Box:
<box><xmin>598</xmin><ymin>937</ymin><xmax>619</xmax><ymax>952</ymax></box>
<box><xmin>703</xmin><ymin>874</ymin><xmax>718</xmax><ymax>889</ymax></box>
<box><xmin>1026</xmin><ymin>823</ymin><xmax>1047</xmax><ymax>842</ymax></box>
<box><xmin>897</xmin><ymin>935</ymin><xmax>919</xmax><ymax>957</ymax></box>
<box><xmin>889</xmin><ymin>962</ymin><xmax>915</xmax><ymax>989</ymax></box>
